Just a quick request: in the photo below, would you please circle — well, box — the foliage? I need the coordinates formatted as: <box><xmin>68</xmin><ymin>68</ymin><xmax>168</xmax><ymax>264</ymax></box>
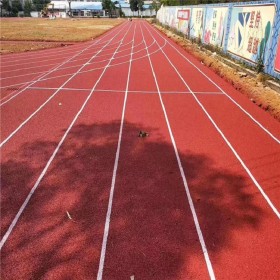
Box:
<box><xmin>24</xmin><ymin>0</ymin><xmax>33</xmax><ymax>17</ymax></box>
<box><xmin>138</xmin><ymin>0</ymin><xmax>144</xmax><ymax>12</ymax></box>
<box><xmin>2</xmin><ymin>0</ymin><xmax>12</xmax><ymax>15</ymax></box>
<box><xmin>130</xmin><ymin>0</ymin><xmax>138</xmax><ymax>13</ymax></box>
<box><xmin>11</xmin><ymin>0</ymin><xmax>23</xmax><ymax>16</ymax></box>
<box><xmin>32</xmin><ymin>0</ymin><xmax>50</xmax><ymax>12</ymax></box>
<box><xmin>151</xmin><ymin>0</ymin><xmax>160</xmax><ymax>14</ymax></box>
<box><xmin>102</xmin><ymin>0</ymin><xmax>116</xmax><ymax>17</ymax></box>
<box><xmin>129</xmin><ymin>0</ymin><xmax>144</xmax><ymax>15</ymax></box>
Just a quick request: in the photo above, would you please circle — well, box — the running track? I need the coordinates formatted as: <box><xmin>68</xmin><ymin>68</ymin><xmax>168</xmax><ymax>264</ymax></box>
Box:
<box><xmin>1</xmin><ymin>20</ymin><xmax>280</xmax><ymax>280</ymax></box>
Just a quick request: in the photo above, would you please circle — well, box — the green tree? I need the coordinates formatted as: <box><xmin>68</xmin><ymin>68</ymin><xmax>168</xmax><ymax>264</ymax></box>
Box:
<box><xmin>32</xmin><ymin>0</ymin><xmax>50</xmax><ymax>12</ymax></box>
<box><xmin>102</xmin><ymin>0</ymin><xmax>116</xmax><ymax>17</ymax></box>
<box><xmin>151</xmin><ymin>0</ymin><xmax>160</xmax><ymax>15</ymax></box>
<box><xmin>11</xmin><ymin>0</ymin><xmax>23</xmax><ymax>16</ymax></box>
<box><xmin>2</xmin><ymin>0</ymin><xmax>11</xmax><ymax>15</ymax></box>
<box><xmin>24</xmin><ymin>0</ymin><xmax>33</xmax><ymax>16</ymax></box>
<box><xmin>130</xmin><ymin>0</ymin><xmax>138</xmax><ymax>15</ymax></box>
<box><xmin>138</xmin><ymin>0</ymin><xmax>144</xmax><ymax>15</ymax></box>
<box><xmin>129</xmin><ymin>0</ymin><xmax>145</xmax><ymax>16</ymax></box>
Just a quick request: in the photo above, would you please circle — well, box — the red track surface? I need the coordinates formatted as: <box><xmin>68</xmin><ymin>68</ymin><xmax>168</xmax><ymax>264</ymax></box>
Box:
<box><xmin>1</xmin><ymin>20</ymin><xmax>280</xmax><ymax>280</ymax></box>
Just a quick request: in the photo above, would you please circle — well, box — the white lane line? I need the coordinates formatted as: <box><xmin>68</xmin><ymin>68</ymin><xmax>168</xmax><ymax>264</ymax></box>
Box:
<box><xmin>141</xmin><ymin>22</ymin><xmax>216</xmax><ymax>280</ymax></box>
<box><xmin>0</xmin><ymin>40</ymin><xmax>135</xmax><ymax>76</ymax></box>
<box><xmin>152</xmin><ymin>26</ymin><xmax>280</xmax><ymax>144</ymax></box>
<box><xmin>0</xmin><ymin>40</ymin><xmax>165</xmax><ymax>95</ymax></box>
<box><xmin>28</xmin><ymin>86</ymin><xmax>223</xmax><ymax>95</ymax></box>
<box><xmin>20</xmin><ymin>40</ymin><xmax>166</xmax><ymax>85</ymax></box>
<box><xmin>97</xmin><ymin>23</ymin><xmax>137</xmax><ymax>280</ymax></box>
<box><xmin>0</xmin><ymin>39</ymin><xmax>148</xmax><ymax>82</ymax></box>
<box><xmin>145</xmin><ymin>23</ymin><xmax>280</xmax><ymax>219</ymax></box>
<box><xmin>0</xmin><ymin>22</ymin><xmax>133</xmax><ymax>251</ymax></box>
<box><xmin>0</xmin><ymin>35</ymin><xmax>123</xmax><ymax>66</ymax></box>
<box><xmin>0</xmin><ymin>24</ymin><xmax>128</xmax><ymax>147</ymax></box>
<box><xmin>0</xmin><ymin>23</ymin><xmax>129</xmax><ymax>106</ymax></box>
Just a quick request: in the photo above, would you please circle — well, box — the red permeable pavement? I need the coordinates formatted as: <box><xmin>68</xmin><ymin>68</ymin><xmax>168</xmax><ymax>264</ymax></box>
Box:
<box><xmin>1</xmin><ymin>20</ymin><xmax>280</xmax><ymax>280</ymax></box>
<box><xmin>1</xmin><ymin>89</ymin><xmax>59</xmax><ymax>140</ymax></box>
<box><xmin>0</xmin><ymin>72</ymin><xmax>47</xmax><ymax>88</ymax></box>
<box><xmin>195</xmin><ymin>94</ymin><xmax>280</xmax><ymax>208</ymax></box>
<box><xmin>0</xmin><ymin>92</ymin><xmax>126</xmax><ymax>280</ymax></box>
<box><xmin>102</xmin><ymin>93</ymin><xmax>210</xmax><ymax>280</ymax></box>
<box><xmin>1</xmin><ymin>22</ymin><xmax>132</xmax><ymax>279</ymax></box>
<box><xmin>160</xmin><ymin>93</ymin><xmax>280</xmax><ymax>280</ymax></box>
<box><xmin>1</xmin><ymin>89</ymin><xmax>90</xmax><ymax>238</ymax></box>
<box><xmin>101</xmin><ymin>22</ymin><xmax>210</xmax><ymax>280</ymax></box>
<box><xmin>145</xmin><ymin>21</ymin><xmax>280</xmax><ymax>280</ymax></box>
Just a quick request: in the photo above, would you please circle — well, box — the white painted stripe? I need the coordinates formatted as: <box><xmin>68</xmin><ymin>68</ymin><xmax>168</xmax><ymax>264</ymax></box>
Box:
<box><xmin>0</xmin><ymin>39</ymin><xmax>150</xmax><ymax>82</ymax></box>
<box><xmin>0</xmin><ymin>32</ymin><xmax>123</xmax><ymax>66</ymax></box>
<box><xmin>152</xmin><ymin>26</ymin><xmax>280</xmax><ymax>144</ymax></box>
<box><xmin>97</xmin><ymin>23</ymin><xmax>137</xmax><ymax>280</ymax></box>
<box><xmin>0</xmin><ymin>22</ymin><xmax>132</xmax><ymax>251</ymax></box>
<box><xmin>28</xmin><ymin>86</ymin><xmax>223</xmax><ymax>95</ymax></box>
<box><xmin>141</xmin><ymin>22</ymin><xmax>216</xmax><ymax>280</ymax></box>
<box><xmin>28</xmin><ymin>40</ymin><xmax>166</xmax><ymax>84</ymax></box>
<box><xmin>0</xmin><ymin>39</ymin><xmax>136</xmax><ymax>78</ymax></box>
<box><xmin>146</xmin><ymin>23</ymin><xmax>280</xmax><ymax>219</ymax></box>
<box><xmin>0</xmin><ymin>39</ymin><xmax>163</xmax><ymax>97</ymax></box>
<box><xmin>0</xmin><ymin>23</ymin><xmax>129</xmax><ymax>107</ymax></box>
<box><xmin>0</xmin><ymin>25</ymin><xmax>128</xmax><ymax>147</ymax></box>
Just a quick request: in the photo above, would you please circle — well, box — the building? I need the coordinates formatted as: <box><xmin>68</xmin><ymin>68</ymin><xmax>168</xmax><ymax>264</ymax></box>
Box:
<box><xmin>48</xmin><ymin>1</ymin><xmax>103</xmax><ymax>18</ymax></box>
<box><xmin>45</xmin><ymin>0</ymin><xmax>156</xmax><ymax>18</ymax></box>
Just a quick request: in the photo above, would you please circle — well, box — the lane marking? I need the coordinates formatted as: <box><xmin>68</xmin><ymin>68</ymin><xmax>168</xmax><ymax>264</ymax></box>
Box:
<box><xmin>0</xmin><ymin>39</ymin><xmax>149</xmax><ymax>82</ymax></box>
<box><xmin>0</xmin><ymin>22</ymin><xmax>133</xmax><ymax>251</ymax></box>
<box><xmin>0</xmin><ymin>23</ymin><xmax>129</xmax><ymax>106</ymax></box>
<box><xmin>145</xmin><ymin>22</ymin><xmax>280</xmax><ymax>219</ymax></box>
<box><xmin>0</xmin><ymin>25</ymin><xmax>128</xmax><ymax>148</ymax></box>
<box><xmin>0</xmin><ymin>38</ymin><xmax>166</xmax><ymax>96</ymax></box>
<box><xmin>141</xmin><ymin>21</ymin><xmax>216</xmax><ymax>280</ymax></box>
<box><xmin>0</xmin><ymin>35</ymin><xmax>124</xmax><ymax>66</ymax></box>
<box><xmin>27</xmin><ymin>86</ymin><xmax>224</xmax><ymax>95</ymax></box>
<box><xmin>0</xmin><ymin>39</ymin><xmax>136</xmax><ymax>78</ymax></box>
<box><xmin>152</xmin><ymin>26</ymin><xmax>280</xmax><ymax>144</ymax></box>
<box><xmin>97</xmin><ymin>23</ymin><xmax>137</xmax><ymax>280</ymax></box>
<box><xmin>8</xmin><ymin>40</ymin><xmax>166</xmax><ymax>86</ymax></box>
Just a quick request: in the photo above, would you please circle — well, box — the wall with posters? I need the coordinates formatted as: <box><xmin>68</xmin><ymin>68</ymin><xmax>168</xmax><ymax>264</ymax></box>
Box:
<box><xmin>156</xmin><ymin>1</ymin><xmax>280</xmax><ymax>79</ymax></box>
<box><xmin>203</xmin><ymin>7</ymin><xmax>228</xmax><ymax>49</ymax></box>
<box><xmin>274</xmin><ymin>39</ymin><xmax>280</xmax><ymax>72</ymax></box>
<box><xmin>227</xmin><ymin>4</ymin><xmax>276</xmax><ymax>64</ymax></box>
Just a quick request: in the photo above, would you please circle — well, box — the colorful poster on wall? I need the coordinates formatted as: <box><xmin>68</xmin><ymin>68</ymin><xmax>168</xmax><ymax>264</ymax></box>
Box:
<box><xmin>274</xmin><ymin>38</ymin><xmax>280</xmax><ymax>72</ymax></box>
<box><xmin>177</xmin><ymin>9</ymin><xmax>191</xmax><ymax>35</ymax></box>
<box><xmin>203</xmin><ymin>7</ymin><xmax>228</xmax><ymax>48</ymax></box>
<box><xmin>227</xmin><ymin>4</ymin><xmax>276</xmax><ymax>63</ymax></box>
<box><xmin>190</xmin><ymin>7</ymin><xmax>204</xmax><ymax>39</ymax></box>
<box><xmin>162</xmin><ymin>7</ymin><xmax>177</xmax><ymax>29</ymax></box>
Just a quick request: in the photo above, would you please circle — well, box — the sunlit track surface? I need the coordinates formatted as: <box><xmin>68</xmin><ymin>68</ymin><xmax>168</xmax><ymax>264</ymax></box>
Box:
<box><xmin>0</xmin><ymin>26</ymin><xmax>132</xmax><ymax>104</ymax></box>
<box><xmin>1</xmin><ymin>20</ymin><xmax>280</xmax><ymax>280</ymax></box>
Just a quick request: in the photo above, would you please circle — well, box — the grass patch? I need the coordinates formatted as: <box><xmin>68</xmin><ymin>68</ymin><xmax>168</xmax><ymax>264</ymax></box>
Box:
<box><xmin>0</xmin><ymin>17</ymin><xmax>125</xmax><ymax>53</ymax></box>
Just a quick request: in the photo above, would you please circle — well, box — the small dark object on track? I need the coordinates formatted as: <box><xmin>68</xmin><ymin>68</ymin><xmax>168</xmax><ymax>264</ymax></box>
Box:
<box><xmin>138</xmin><ymin>131</ymin><xmax>149</xmax><ymax>137</ymax></box>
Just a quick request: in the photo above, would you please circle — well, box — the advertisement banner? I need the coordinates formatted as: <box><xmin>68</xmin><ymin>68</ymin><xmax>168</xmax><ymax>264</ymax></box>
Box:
<box><xmin>274</xmin><ymin>38</ymin><xmax>280</xmax><ymax>72</ymax></box>
<box><xmin>190</xmin><ymin>7</ymin><xmax>204</xmax><ymax>39</ymax></box>
<box><xmin>177</xmin><ymin>9</ymin><xmax>191</xmax><ymax>35</ymax></box>
<box><xmin>203</xmin><ymin>7</ymin><xmax>228</xmax><ymax>48</ymax></box>
<box><xmin>227</xmin><ymin>4</ymin><xmax>276</xmax><ymax>63</ymax></box>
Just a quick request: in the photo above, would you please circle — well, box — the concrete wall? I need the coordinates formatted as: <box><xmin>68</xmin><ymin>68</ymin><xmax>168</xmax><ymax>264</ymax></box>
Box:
<box><xmin>157</xmin><ymin>1</ymin><xmax>280</xmax><ymax>79</ymax></box>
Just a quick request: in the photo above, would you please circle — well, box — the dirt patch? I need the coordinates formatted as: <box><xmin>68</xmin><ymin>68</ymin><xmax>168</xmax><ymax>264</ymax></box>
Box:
<box><xmin>0</xmin><ymin>18</ymin><xmax>125</xmax><ymax>53</ymax></box>
<box><xmin>0</xmin><ymin>40</ymin><xmax>74</xmax><ymax>54</ymax></box>
<box><xmin>153</xmin><ymin>23</ymin><xmax>280</xmax><ymax>122</ymax></box>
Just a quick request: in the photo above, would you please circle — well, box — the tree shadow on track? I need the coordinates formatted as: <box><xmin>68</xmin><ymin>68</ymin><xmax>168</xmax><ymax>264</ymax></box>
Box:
<box><xmin>1</xmin><ymin>121</ymin><xmax>264</xmax><ymax>280</ymax></box>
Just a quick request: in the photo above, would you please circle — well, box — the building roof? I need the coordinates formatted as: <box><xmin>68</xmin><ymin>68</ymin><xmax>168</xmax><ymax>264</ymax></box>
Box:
<box><xmin>50</xmin><ymin>1</ymin><xmax>102</xmax><ymax>10</ymax></box>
